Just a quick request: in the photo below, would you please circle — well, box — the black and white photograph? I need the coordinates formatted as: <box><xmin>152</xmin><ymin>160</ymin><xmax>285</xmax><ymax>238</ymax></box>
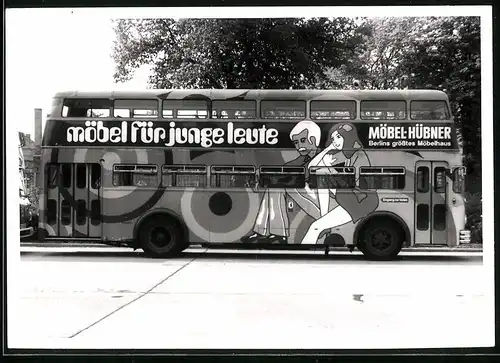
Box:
<box><xmin>5</xmin><ymin>5</ymin><xmax>494</xmax><ymax>351</ymax></box>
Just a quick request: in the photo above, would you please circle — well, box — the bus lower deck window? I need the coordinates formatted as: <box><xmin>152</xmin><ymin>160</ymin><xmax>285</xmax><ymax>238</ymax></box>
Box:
<box><xmin>259</xmin><ymin>166</ymin><xmax>306</xmax><ymax>188</ymax></box>
<box><xmin>308</xmin><ymin>167</ymin><xmax>356</xmax><ymax>189</ymax></box>
<box><xmin>113</xmin><ymin>165</ymin><xmax>158</xmax><ymax>187</ymax></box>
<box><xmin>61</xmin><ymin>164</ymin><xmax>72</xmax><ymax>189</ymax></box>
<box><xmin>210</xmin><ymin>166</ymin><xmax>256</xmax><ymax>188</ymax></box>
<box><xmin>359</xmin><ymin>167</ymin><xmax>406</xmax><ymax>189</ymax></box>
<box><xmin>162</xmin><ymin>165</ymin><xmax>207</xmax><ymax>187</ymax></box>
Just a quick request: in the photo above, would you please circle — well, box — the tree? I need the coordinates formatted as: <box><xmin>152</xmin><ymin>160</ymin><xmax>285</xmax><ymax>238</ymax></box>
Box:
<box><xmin>397</xmin><ymin>17</ymin><xmax>481</xmax><ymax>242</ymax></box>
<box><xmin>112</xmin><ymin>17</ymin><xmax>366</xmax><ymax>89</ymax></box>
<box><xmin>334</xmin><ymin>16</ymin><xmax>481</xmax><ymax>242</ymax></box>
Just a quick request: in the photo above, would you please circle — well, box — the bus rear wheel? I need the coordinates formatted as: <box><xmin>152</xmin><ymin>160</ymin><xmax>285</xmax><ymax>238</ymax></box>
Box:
<box><xmin>138</xmin><ymin>215</ymin><xmax>186</xmax><ymax>258</ymax></box>
<box><xmin>358</xmin><ymin>219</ymin><xmax>403</xmax><ymax>261</ymax></box>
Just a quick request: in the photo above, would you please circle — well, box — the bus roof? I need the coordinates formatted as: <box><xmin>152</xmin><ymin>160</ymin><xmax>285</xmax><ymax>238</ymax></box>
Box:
<box><xmin>52</xmin><ymin>89</ymin><xmax>450</xmax><ymax>102</ymax></box>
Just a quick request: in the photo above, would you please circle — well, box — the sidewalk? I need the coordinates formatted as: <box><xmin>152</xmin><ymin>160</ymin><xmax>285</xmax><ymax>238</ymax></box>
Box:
<box><xmin>19</xmin><ymin>241</ymin><xmax>483</xmax><ymax>253</ymax></box>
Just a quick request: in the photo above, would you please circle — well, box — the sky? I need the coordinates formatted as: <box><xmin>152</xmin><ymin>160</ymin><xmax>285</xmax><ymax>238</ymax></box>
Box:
<box><xmin>6</xmin><ymin>11</ymin><xmax>150</xmax><ymax>137</ymax></box>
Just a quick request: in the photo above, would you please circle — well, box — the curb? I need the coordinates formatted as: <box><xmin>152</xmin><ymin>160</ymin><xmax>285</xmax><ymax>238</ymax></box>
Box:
<box><xmin>20</xmin><ymin>242</ymin><xmax>483</xmax><ymax>253</ymax></box>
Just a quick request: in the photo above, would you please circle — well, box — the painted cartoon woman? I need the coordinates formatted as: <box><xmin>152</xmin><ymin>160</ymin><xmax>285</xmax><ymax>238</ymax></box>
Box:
<box><xmin>301</xmin><ymin>123</ymin><xmax>379</xmax><ymax>244</ymax></box>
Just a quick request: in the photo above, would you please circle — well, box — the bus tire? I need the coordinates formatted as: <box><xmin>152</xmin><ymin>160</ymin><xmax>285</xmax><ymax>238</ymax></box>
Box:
<box><xmin>138</xmin><ymin>214</ymin><xmax>186</xmax><ymax>258</ymax></box>
<box><xmin>358</xmin><ymin>218</ymin><xmax>403</xmax><ymax>261</ymax></box>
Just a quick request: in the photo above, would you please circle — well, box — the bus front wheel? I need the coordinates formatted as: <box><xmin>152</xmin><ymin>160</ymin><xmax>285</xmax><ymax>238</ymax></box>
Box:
<box><xmin>358</xmin><ymin>219</ymin><xmax>403</xmax><ymax>261</ymax></box>
<box><xmin>138</xmin><ymin>215</ymin><xmax>186</xmax><ymax>258</ymax></box>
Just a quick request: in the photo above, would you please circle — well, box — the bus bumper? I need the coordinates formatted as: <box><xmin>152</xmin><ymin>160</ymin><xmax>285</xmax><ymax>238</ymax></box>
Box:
<box><xmin>459</xmin><ymin>230</ymin><xmax>472</xmax><ymax>244</ymax></box>
<box><xmin>20</xmin><ymin>226</ymin><xmax>35</xmax><ymax>239</ymax></box>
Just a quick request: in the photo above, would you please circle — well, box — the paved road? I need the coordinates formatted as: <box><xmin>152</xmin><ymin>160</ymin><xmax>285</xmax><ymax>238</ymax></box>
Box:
<box><xmin>8</xmin><ymin>247</ymin><xmax>494</xmax><ymax>350</ymax></box>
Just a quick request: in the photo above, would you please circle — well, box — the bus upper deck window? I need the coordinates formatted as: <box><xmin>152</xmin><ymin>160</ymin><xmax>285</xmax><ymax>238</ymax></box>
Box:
<box><xmin>410</xmin><ymin>101</ymin><xmax>450</xmax><ymax>120</ymax></box>
<box><xmin>310</xmin><ymin>100</ymin><xmax>356</xmax><ymax>120</ymax></box>
<box><xmin>62</xmin><ymin>99</ymin><xmax>112</xmax><ymax>118</ymax></box>
<box><xmin>211</xmin><ymin>100</ymin><xmax>256</xmax><ymax>119</ymax></box>
<box><xmin>114</xmin><ymin>99</ymin><xmax>158</xmax><ymax>118</ymax></box>
<box><xmin>113</xmin><ymin>164</ymin><xmax>158</xmax><ymax>187</ymax></box>
<box><xmin>162</xmin><ymin>100</ymin><xmax>208</xmax><ymax>119</ymax></box>
<box><xmin>360</xmin><ymin>101</ymin><xmax>406</xmax><ymax>120</ymax></box>
<box><xmin>260</xmin><ymin>100</ymin><xmax>306</xmax><ymax>120</ymax></box>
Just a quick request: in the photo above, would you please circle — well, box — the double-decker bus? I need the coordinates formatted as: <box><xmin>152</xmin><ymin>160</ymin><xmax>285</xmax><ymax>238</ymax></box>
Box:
<box><xmin>37</xmin><ymin>89</ymin><xmax>471</xmax><ymax>260</ymax></box>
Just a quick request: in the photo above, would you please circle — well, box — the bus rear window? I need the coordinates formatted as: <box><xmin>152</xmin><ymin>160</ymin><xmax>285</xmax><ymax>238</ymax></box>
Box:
<box><xmin>114</xmin><ymin>99</ymin><xmax>158</xmax><ymax>118</ymax></box>
<box><xmin>162</xmin><ymin>100</ymin><xmax>208</xmax><ymax>119</ymax></box>
<box><xmin>261</xmin><ymin>100</ymin><xmax>306</xmax><ymax>120</ymax></box>
<box><xmin>310</xmin><ymin>101</ymin><xmax>356</xmax><ymax>120</ymax></box>
<box><xmin>62</xmin><ymin>99</ymin><xmax>112</xmax><ymax>118</ymax></box>
<box><xmin>211</xmin><ymin>100</ymin><xmax>256</xmax><ymax>119</ymax></box>
<box><xmin>360</xmin><ymin>101</ymin><xmax>406</xmax><ymax>120</ymax></box>
<box><xmin>410</xmin><ymin>101</ymin><xmax>450</xmax><ymax>120</ymax></box>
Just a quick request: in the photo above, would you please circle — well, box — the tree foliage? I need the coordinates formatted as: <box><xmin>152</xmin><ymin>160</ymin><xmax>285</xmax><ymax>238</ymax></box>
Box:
<box><xmin>112</xmin><ymin>17</ymin><xmax>365</xmax><ymax>89</ymax></box>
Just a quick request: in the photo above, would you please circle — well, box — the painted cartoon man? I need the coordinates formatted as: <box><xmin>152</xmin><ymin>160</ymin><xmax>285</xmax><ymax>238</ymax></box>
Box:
<box><xmin>240</xmin><ymin>120</ymin><xmax>323</xmax><ymax>244</ymax></box>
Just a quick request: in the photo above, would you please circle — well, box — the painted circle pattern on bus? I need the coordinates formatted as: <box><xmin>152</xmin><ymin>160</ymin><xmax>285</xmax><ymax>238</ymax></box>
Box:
<box><xmin>181</xmin><ymin>187</ymin><xmax>260</xmax><ymax>242</ymax></box>
<box><xmin>49</xmin><ymin>147</ymin><xmax>172</xmax><ymax>223</ymax></box>
<box><xmin>180</xmin><ymin>150</ymin><xmax>260</xmax><ymax>242</ymax></box>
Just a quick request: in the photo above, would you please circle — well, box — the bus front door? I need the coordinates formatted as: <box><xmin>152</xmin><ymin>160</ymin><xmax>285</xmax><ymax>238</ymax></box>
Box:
<box><xmin>414</xmin><ymin>161</ymin><xmax>449</xmax><ymax>245</ymax></box>
<box><xmin>45</xmin><ymin>163</ymin><xmax>102</xmax><ymax>238</ymax></box>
